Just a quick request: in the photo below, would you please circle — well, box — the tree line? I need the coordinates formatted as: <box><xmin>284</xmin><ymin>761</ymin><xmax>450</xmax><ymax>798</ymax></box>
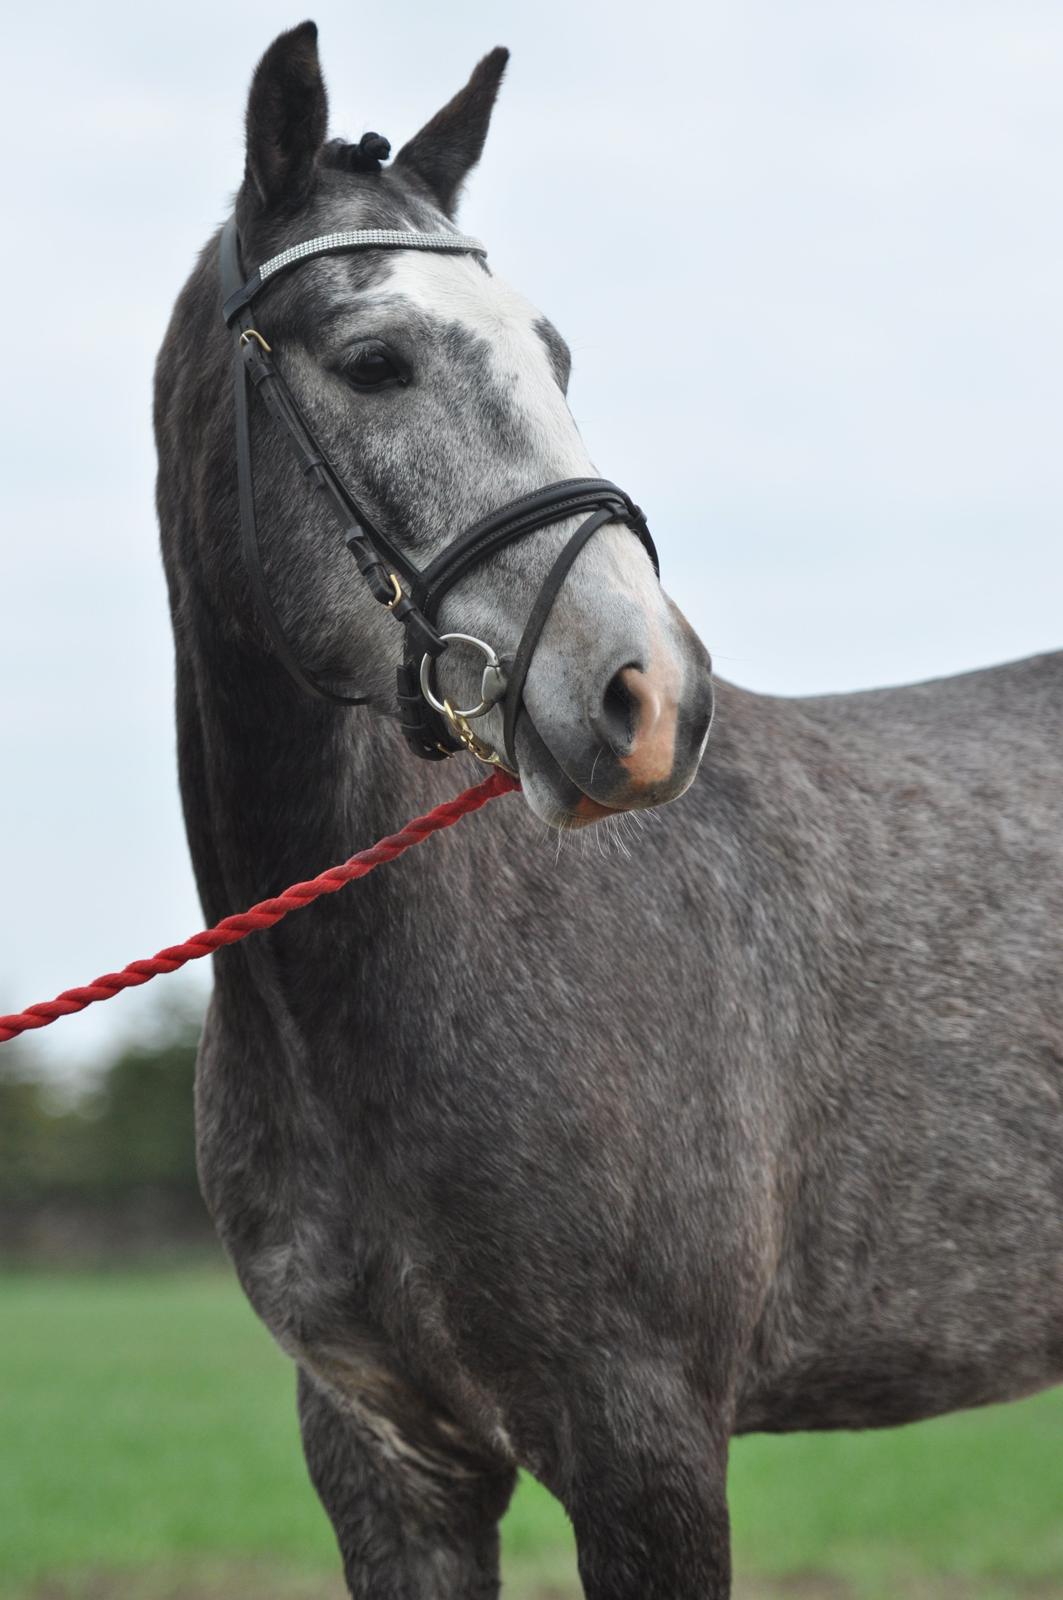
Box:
<box><xmin>0</xmin><ymin>1005</ymin><xmax>213</xmax><ymax>1260</ymax></box>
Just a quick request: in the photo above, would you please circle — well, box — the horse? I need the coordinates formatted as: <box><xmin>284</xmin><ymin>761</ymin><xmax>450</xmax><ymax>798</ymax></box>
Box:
<box><xmin>154</xmin><ymin>22</ymin><xmax>1063</xmax><ymax>1598</ymax></box>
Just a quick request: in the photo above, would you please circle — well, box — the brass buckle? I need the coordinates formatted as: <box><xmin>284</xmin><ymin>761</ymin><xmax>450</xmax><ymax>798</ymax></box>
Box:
<box><xmin>384</xmin><ymin>573</ymin><xmax>403</xmax><ymax>611</ymax></box>
<box><xmin>239</xmin><ymin>329</ymin><xmax>272</xmax><ymax>354</ymax></box>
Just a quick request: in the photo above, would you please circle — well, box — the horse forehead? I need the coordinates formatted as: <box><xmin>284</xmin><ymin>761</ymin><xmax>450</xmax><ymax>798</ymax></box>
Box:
<box><xmin>370</xmin><ymin>251</ymin><xmax>548</xmax><ymax>357</ymax></box>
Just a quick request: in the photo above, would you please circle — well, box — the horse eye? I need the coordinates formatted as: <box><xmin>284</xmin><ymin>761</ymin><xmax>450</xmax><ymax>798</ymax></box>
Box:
<box><xmin>344</xmin><ymin>341</ymin><xmax>406</xmax><ymax>391</ymax></box>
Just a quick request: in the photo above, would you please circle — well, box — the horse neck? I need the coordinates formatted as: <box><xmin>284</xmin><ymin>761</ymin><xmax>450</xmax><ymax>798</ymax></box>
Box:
<box><xmin>173</xmin><ymin>607</ymin><xmax>450</xmax><ymax>1046</ymax></box>
<box><xmin>156</xmin><ymin>259</ymin><xmax>495</xmax><ymax>1085</ymax></box>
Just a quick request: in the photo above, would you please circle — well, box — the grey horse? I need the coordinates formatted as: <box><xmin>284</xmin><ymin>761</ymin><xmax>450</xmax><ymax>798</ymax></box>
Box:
<box><xmin>155</xmin><ymin>22</ymin><xmax>1063</xmax><ymax>1599</ymax></box>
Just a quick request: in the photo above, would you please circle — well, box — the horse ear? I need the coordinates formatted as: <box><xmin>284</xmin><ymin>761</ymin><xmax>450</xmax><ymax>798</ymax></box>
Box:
<box><xmin>393</xmin><ymin>48</ymin><xmax>509</xmax><ymax>217</ymax></box>
<box><xmin>243</xmin><ymin>21</ymin><xmax>328</xmax><ymax>213</ymax></box>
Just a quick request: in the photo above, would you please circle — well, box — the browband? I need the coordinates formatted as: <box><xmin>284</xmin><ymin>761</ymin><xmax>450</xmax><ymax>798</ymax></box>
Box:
<box><xmin>223</xmin><ymin>227</ymin><xmax>486</xmax><ymax>324</ymax></box>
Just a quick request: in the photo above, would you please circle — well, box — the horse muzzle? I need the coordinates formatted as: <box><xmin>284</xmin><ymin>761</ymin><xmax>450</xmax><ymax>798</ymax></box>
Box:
<box><xmin>514</xmin><ymin>607</ymin><xmax>714</xmax><ymax>827</ymax></box>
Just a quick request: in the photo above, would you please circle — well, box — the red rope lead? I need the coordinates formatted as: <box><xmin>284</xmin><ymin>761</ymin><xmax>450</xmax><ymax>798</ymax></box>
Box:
<box><xmin>0</xmin><ymin>769</ymin><xmax>519</xmax><ymax>1044</ymax></box>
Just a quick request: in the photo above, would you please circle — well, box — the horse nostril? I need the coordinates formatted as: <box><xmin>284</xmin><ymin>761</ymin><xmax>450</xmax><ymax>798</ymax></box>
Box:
<box><xmin>597</xmin><ymin>665</ymin><xmax>640</xmax><ymax>755</ymax></box>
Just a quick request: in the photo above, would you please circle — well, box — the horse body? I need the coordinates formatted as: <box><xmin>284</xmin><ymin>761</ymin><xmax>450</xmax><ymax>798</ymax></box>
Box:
<box><xmin>156</xmin><ymin>23</ymin><xmax>1063</xmax><ymax>1599</ymax></box>
<box><xmin>736</xmin><ymin>653</ymin><xmax>1063</xmax><ymax>1432</ymax></box>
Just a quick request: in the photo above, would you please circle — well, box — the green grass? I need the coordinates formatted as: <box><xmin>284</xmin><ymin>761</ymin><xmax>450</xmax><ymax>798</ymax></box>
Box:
<box><xmin>1</xmin><ymin>1269</ymin><xmax>1062</xmax><ymax>1598</ymax></box>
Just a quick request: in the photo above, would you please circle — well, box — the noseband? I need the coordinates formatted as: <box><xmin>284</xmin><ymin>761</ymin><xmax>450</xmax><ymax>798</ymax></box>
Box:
<box><xmin>219</xmin><ymin>215</ymin><xmax>658</xmax><ymax>772</ymax></box>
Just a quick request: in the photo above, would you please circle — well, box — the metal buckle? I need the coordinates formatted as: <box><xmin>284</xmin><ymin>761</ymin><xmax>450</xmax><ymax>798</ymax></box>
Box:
<box><xmin>419</xmin><ymin>633</ymin><xmax>508</xmax><ymax>722</ymax></box>
<box><xmin>239</xmin><ymin>329</ymin><xmax>272</xmax><ymax>354</ymax></box>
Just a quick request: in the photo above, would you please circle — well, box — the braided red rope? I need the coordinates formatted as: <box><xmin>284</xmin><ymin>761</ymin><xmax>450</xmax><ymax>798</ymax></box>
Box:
<box><xmin>0</xmin><ymin>769</ymin><xmax>519</xmax><ymax>1044</ymax></box>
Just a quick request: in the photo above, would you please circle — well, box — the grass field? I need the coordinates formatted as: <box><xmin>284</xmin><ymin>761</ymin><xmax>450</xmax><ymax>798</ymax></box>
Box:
<box><xmin>2</xmin><ymin>1270</ymin><xmax>1062</xmax><ymax>1600</ymax></box>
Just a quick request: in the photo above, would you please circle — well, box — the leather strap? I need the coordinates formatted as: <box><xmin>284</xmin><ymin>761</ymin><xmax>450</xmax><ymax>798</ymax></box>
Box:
<box><xmin>222</xmin><ymin>216</ymin><xmax>447</xmax><ymax>709</ymax></box>
<box><xmin>223</xmin><ymin>218</ymin><xmax>370</xmax><ymax>706</ymax></box>
<box><xmin>411</xmin><ymin>479</ymin><xmax>657</xmax><ymax>623</ymax></box>
<box><xmin>500</xmin><ymin>507</ymin><xmax>615</xmax><ymax>770</ymax></box>
<box><xmin>395</xmin><ymin>660</ymin><xmax>462</xmax><ymax>761</ymax></box>
<box><xmin>232</xmin><ymin>329</ymin><xmax>370</xmax><ymax>706</ymax></box>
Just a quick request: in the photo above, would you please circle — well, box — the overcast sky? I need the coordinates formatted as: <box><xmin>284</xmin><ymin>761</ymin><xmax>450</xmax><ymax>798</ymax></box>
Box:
<box><xmin>2</xmin><ymin>0</ymin><xmax>1060</xmax><ymax>1074</ymax></box>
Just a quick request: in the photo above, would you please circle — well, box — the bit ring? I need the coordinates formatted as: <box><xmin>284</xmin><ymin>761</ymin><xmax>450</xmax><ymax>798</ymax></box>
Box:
<box><xmin>419</xmin><ymin>633</ymin><xmax>507</xmax><ymax>721</ymax></box>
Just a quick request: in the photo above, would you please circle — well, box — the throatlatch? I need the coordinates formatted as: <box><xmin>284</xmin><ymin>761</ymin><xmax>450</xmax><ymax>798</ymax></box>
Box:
<box><xmin>219</xmin><ymin>210</ymin><xmax>658</xmax><ymax>771</ymax></box>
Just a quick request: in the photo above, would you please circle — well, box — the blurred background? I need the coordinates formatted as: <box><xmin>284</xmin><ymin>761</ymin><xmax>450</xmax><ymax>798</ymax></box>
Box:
<box><xmin>1</xmin><ymin>1</ymin><xmax>1061</xmax><ymax>1596</ymax></box>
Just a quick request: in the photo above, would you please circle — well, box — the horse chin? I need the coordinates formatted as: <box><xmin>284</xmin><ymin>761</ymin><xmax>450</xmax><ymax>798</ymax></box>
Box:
<box><xmin>514</xmin><ymin>717</ymin><xmax>625</xmax><ymax>831</ymax></box>
<box><xmin>520</xmin><ymin>767</ymin><xmax>618</xmax><ymax>831</ymax></box>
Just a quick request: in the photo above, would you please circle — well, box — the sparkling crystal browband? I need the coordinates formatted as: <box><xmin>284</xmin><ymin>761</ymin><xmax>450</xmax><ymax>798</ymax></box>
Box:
<box><xmin>258</xmin><ymin>229</ymin><xmax>487</xmax><ymax>280</ymax></box>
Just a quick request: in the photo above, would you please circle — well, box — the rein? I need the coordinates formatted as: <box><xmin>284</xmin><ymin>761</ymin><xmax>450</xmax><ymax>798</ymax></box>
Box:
<box><xmin>220</xmin><ymin>214</ymin><xmax>659</xmax><ymax>770</ymax></box>
<box><xmin>0</xmin><ymin>770</ymin><xmax>519</xmax><ymax>1044</ymax></box>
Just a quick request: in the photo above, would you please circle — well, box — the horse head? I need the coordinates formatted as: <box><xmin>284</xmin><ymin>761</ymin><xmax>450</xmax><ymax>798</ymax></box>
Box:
<box><xmin>218</xmin><ymin>22</ymin><xmax>714</xmax><ymax>828</ymax></box>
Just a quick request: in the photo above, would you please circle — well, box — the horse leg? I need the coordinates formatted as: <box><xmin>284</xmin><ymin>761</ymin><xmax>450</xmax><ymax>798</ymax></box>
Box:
<box><xmin>563</xmin><ymin>1393</ymin><xmax>733</xmax><ymax>1600</ymax></box>
<box><xmin>296</xmin><ymin>1366</ymin><xmax>516</xmax><ymax>1600</ymax></box>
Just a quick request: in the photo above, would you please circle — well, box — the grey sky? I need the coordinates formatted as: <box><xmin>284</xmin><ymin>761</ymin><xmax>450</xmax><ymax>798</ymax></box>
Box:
<box><xmin>2</xmin><ymin>0</ymin><xmax>1060</xmax><ymax>1072</ymax></box>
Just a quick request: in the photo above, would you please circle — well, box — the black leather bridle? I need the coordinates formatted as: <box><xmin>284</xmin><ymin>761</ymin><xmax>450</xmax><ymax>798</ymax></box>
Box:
<box><xmin>219</xmin><ymin>215</ymin><xmax>659</xmax><ymax>772</ymax></box>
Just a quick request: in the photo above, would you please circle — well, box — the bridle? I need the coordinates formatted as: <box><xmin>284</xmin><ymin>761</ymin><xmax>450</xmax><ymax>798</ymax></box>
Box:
<box><xmin>219</xmin><ymin>214</ymin><xmax>659</xmax><ymax>773</ymax></box>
